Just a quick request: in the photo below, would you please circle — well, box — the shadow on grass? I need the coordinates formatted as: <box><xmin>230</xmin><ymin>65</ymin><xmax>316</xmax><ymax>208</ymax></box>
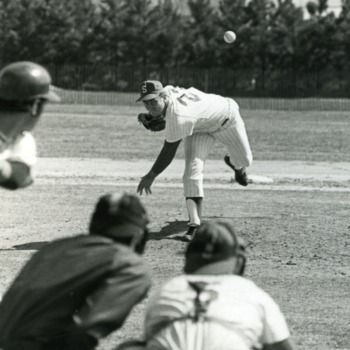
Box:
<box><xmin>149</xmin><ymin>220</ymin><xmax>190</xmax><ymax>242</ymax></box>
<box><xmin>12</xmin><ymin>241</ymin><xmax>49</xmax><ymax>250</ymax></box>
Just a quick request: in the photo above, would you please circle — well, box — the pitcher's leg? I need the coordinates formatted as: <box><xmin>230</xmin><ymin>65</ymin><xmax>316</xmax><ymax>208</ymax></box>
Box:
<box><xmin>183</xmin><ymin>134</ymin><xmax>214</xmax><ymax>230</ymax></box>
<box><xmin>217</xmin><ymin>116</ymin><xmax>253</xmax><ymax>168</ymax></box>
<box><xmin>216</xmin><ymin>109</ymin><xmax>253</xmax><ymax>186</ymax></box>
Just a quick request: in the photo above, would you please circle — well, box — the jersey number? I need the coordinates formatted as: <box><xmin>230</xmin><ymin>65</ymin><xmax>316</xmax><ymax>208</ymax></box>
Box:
<box><xmin>177</xmin><ymin>93</ymin><xmax>201</xmax><ymax>106</ymax></box>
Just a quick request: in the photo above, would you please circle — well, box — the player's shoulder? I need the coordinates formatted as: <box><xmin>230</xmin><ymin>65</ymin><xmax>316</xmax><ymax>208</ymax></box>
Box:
<box><xmin>211</xmin><ymin>275</ymin><xmax>268</xmax><ymax>297</ymax></box>
<box><xmin>158</xmin><ymin>274</ymin><xmax>190</xmax><ymax>292</ymax></box>
<box><xmin>164</xmin><ymin>85</ymin><xmax>186</xmax><ymax>95</ymax></box>
<box><xmin>230</xmin><ymin>276</ymin><xmax>280</xmax><ymax>306</ymax></box>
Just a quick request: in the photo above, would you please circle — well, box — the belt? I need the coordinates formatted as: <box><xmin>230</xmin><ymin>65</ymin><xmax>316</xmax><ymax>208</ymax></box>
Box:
<box><xmin>221</xmin><ymin>118</ymin><xmax>229</xmax><ymax>126</ymax></box>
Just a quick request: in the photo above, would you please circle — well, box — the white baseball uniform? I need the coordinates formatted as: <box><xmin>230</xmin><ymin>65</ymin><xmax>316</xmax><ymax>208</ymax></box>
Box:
<box><xmin>144</xmin><ymin>275</ymin><xmax>290</xmax><ymax>350</ymax></box>
<box><xmin>163</xmin><ymin>86</ymin><xmax>252</xmax><ymax>197</ymax></box>
<box><xmin>0</xmin><ymin>131</ymin><xmax>37</xmax><ymax>168</ymax></box>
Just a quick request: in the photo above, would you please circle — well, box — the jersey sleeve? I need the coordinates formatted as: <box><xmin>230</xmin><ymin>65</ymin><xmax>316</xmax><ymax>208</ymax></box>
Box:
<box><xmin>165</xmin><ymin>114</ymin><xmax>196</xmax><ymax>142</ymax></box>
<box><xmin>7</xmin><ymin>132</ymin><xmax>37</xmax><ymax>167</ymax></box>
<box><xmin>260</xmin><ymin>292</ymin><xmax>291</xmax><ymax>344</ymax></box>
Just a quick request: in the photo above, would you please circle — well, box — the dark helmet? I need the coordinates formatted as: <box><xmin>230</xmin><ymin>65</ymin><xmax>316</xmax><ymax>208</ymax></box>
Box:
<box><xmin>89</xmin><ymin>192</ymin><xmax>150</xmax><ymax>253</ymax></box>
<box><xmin>184</xmin><ymin>221</ymin><xmax>247</xmax><ymax>276</ymax></box>
<box><xmin>0</xmin><ymin>61</ymin><xmax>60</xmax><ymax>102</ymax></box>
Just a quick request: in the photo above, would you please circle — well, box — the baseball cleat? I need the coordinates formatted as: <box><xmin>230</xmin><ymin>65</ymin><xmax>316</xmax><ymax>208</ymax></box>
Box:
<box><xmin>224</xmin><ymin>155</ymin><xmax>249</xmax><ymax>186</ymax></box>
<box><xmin>183</xmin><ymin>225</ymin><xmax>199</xmax><ymax>242</ymax></box>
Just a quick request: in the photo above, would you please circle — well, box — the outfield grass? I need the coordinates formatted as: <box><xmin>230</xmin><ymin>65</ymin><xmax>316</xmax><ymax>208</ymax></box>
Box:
<box><xmin>39</xmin><ymin>104</ymin><xmax>350</xmax><ymax>162</ymax></box>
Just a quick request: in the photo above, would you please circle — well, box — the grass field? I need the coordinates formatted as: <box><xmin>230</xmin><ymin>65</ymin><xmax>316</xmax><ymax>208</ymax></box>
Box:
<box><xmin>0</xmin><ymin>104</ymin><xmax>349</xmax><ymax>350</ymax></box>
<box><xmin>40</xmin><ymin>104</ymin><xmax>350</xmax><ymax>162</ymax></box>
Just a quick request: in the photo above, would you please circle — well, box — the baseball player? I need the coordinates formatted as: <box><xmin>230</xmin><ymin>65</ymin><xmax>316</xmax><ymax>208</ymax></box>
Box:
<box><xmin>0</xmin><ymin>192</ymin><xmax>152</xmax><ymax>350</ymax></box>
<box><xmin>117</xmin><ymin>221</ymin><xmax>296</xmax><ymax>350</ymax></box>
<box><xmin>136</xmin><ymin>80</ymin><xmax>253</xmax><ymax>239</ymax></box>
<box><xmin>0</xmin><ymin>61</ymin><xmax>60</xmax><ymax>190</ymax></box>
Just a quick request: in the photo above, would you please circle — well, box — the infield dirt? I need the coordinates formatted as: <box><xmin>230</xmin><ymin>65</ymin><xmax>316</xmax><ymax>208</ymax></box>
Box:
<box><xmin>0</xmin><ymin>158</ymin><xmax>349</xmax><ymax>350</ymax></box>
<box><xmin>0</xmin><ymin>106</ymin><xmax>349</xmax><ymax>350</ymax></box>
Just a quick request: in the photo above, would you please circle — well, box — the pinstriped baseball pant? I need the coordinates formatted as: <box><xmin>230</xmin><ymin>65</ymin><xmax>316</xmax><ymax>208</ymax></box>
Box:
<box><xmin>182</xmin><ymin>104</ymin><xmax>252</xmax><ymax>198</ymax></box>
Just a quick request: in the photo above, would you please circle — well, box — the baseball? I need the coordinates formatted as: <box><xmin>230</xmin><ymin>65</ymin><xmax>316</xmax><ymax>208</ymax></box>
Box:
<box><xmin>224</xmin><ymin>31</ymin><xmax>236</xmax><ymax>44</ymax></box>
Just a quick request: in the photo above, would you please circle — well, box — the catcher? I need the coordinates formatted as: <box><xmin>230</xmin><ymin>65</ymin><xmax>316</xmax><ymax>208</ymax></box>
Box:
<box><xmin>116</xmin><ymin>221</ymin><xmax>296</xmax><ymax>350</ymax></box>
<box><xmin>136</xmin><ymin>80</ymin><xmax>253</xmax><ymax>240</ymax></box>
<box><xmin>0</xmin><ymin>61</ymin><xmax>60</xmax><ymax>190</ymax></box>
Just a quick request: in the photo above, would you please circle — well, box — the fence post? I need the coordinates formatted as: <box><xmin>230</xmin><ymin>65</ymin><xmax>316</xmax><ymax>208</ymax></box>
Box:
<box><xmin>204</xmin><ymin>69</ymin><xmax>209</xmax><ymax>92</ymax></box>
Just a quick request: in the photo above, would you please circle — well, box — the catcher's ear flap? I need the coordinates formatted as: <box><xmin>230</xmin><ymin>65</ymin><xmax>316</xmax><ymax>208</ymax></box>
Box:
<box><xmin>134</xmin><ymin>227</ymin><xmax>149</xmax><ymax>255</ymax></box>
<box><xmin>236</xmin><ymin>243</ymin><xmax>246</xmax><ymax>276</ymax></box>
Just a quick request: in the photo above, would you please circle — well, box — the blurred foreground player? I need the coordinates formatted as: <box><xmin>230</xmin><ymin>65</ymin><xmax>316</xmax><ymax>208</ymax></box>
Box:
<box><xmin>0</xmin><ymin>192</ymin><xmax>152</xmax><ymax>350</ymax></box>
<box><xmin>0</xmin><ymin>61</ymin><xmax>60</xmax><ymax>190</ymax></box>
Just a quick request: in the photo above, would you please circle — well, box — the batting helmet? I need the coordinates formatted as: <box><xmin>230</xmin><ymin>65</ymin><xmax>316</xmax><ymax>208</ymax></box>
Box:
<box><xmin>0</xmin><ymin>61</ymin><xmax>60</xmax><ymax>102</ymax></box>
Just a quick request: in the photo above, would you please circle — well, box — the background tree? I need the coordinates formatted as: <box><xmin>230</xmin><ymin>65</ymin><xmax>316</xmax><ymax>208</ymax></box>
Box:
<box><xmin>184</xmin><ymin>0</ymin><xmax>222</xmax><ymax>67</ymax></box>
<box><xmin>1</xmin><ymin>0</ymin><xmax>349</xmax><ymax>96</ymax></box>
<box><xmin>239</xmin><ymin>0</ymin><xmax>277</xmax><ymax>94</ymax></box>
<box><xmin>0</xmin><ymin>0</ymin><xmax>98</xmax><ymax>64</ymax></box>
<box><xmin>217</xmin><ymin>0</ymin><xmax>252</xmax><ymax>69</ymax></box>
<box><xmin>145</xmin><ymin>0</ymin><xmax>187</xmax><ymax>68</ymax></box>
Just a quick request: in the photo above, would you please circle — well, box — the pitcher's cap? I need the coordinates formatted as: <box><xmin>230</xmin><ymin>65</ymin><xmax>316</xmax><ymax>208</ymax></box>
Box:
<box><xmin>136</xmin><ymin>80</ymin><xmax>163</xmax><ymax>102</ymax></box>
<box><xmin>184</xmin><ymin>221</ymin><xmax>245</xmax><ymax>275</ymax></box>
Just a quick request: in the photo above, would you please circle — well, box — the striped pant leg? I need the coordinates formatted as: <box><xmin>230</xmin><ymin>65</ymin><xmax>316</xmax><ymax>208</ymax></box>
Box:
<box><xmin>183</xmin><ymin>133</ymin><xmax>215</xmax><ymax>197</ymax></box>
<box><xmin>215</xmin><ymin>112</ymin><xmax>253</xmax><ymax>168</ymax></box>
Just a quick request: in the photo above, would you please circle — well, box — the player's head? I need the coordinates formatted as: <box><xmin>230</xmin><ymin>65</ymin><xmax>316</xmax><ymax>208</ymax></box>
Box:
<box><xmin>184</xmin><ymin>221</ymin><xmax>246</xmax><ymax>276</ymax></box>
<box><xmin>89</xmin><ymin>192</ymin><xmax>150</xmax><ymax>254</ymax></box>
<box><xmin>0</xmin><ymin>61</ymin><xmax>60</xmax><ymax>142</ymax></box>
<box><xmin>136</xmin><ymin>80</ymin><xmax>166</xmax><ymax>117</ymax></box>
<box><xmin>0</xmin><ymin>61</ymin><xmax>60</xmax><ymax>106</ymax></box>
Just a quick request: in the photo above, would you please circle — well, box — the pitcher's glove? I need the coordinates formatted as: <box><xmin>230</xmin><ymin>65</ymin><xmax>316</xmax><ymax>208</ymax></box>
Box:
<box><xmin>138</xmin><ymin>113</ymin><xmax>166</xmax><ymax>132</ymax></box>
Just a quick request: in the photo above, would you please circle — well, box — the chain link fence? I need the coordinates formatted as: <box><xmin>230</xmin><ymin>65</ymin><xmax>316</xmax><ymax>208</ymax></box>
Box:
<box><xmin>47</xmin><ymin>64</ymin><xmax>350</xmax><ymax>98</ymax></box>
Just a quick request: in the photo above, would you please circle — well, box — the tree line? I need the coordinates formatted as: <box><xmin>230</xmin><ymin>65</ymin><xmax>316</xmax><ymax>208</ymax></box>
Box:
<box><xmin>1</xmin><ymin>0</ymin><xmax>349</xmax><ymax>97</ymax></box>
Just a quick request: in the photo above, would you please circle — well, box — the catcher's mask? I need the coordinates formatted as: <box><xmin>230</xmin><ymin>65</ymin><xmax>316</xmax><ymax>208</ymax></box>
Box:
<box><xmin>184</xmin><ymin>221</ymin><xmax>246</xmax><ymax>276</ymax></box>
<box><xmin>89</xmin><ymin>192</ymin><xmax>150</xmax><ymax>254</ymax></box>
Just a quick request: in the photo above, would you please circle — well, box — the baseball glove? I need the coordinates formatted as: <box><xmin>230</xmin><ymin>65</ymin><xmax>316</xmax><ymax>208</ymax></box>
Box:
<box><xmin>137</xmin><ymin>113</ymin><xmax>165</xmax><ymax>132</ymax></box>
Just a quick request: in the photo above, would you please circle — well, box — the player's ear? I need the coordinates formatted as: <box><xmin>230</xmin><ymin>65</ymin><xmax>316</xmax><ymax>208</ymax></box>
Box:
<box><xmin>28</xmin><ymin>98</ymin><xmax>46</xmax><ymax>118</ymax></box>
<box><xmin>234</xmin><ymin>254</ymin><xmax>246</xmax><ymax>276</ymax></box>
<box><xmin>134</xmin><ymin>227</ymin><xmax>149</xmax><ymax>255</ymax></box>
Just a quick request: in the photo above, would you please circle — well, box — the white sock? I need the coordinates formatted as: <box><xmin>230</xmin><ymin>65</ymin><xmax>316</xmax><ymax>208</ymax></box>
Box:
<box><xmin>186</xmin><ymin>198</ymin><xmax>201</xmax><ymax>226</ymax></box>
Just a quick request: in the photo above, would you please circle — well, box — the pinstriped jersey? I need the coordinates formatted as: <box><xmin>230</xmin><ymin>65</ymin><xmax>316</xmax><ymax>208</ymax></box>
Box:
<box><xmin>164</xmin><ymin>86</ymin><xmax>231</xmax><ymax>142</ymax></box>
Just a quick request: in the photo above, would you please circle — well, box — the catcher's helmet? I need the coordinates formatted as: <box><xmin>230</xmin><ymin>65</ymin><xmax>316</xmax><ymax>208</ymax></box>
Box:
<box><xmin>0</xmin><ymin>61</ymin><xmax>60</xmax><ymax>102</ymax></box>
<box><xmin>184</xmin><ymin>221</ymin><xmax>247</xmax><ymax>276</ymax></box>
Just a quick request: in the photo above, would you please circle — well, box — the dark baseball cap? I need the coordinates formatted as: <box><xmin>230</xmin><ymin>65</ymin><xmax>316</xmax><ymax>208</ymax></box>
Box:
<box><xmin>184</xmin><ymin>221</ymin><xmax>246</xmax><ymax>275</ymax></box>
<box><xmin>136</xmin><ymin>80</ymin><xmax>163</xmax><ymax>102</ymax></box>
<box><xmin>89</xmin><ymin>192</ymin><xmax>150</xmax><ymax>238</ymax></box>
